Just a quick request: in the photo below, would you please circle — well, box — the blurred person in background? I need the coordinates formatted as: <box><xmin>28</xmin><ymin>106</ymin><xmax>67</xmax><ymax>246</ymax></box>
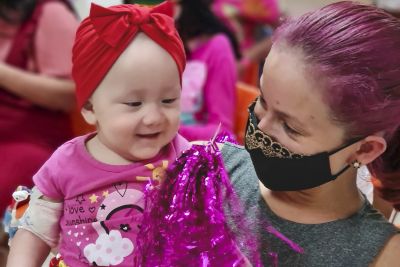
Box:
<box><xmin>173</xmin><ymin>0</ymin><xmax>240</xmax><ymax>141</ymax></box>
<box><xmin>0</xmin><ymin>1</ymin><xmax>79</xmax><ymax>258</ymax></box>
<box><xmin>375</xmin><ymin>0</ymin><xmax>400</xmax><ymax>17</ymax></box>
<box><xmin>213</xmin><ymin>0</ymin><xmax>281</xmax><ymax>83</ymax></box>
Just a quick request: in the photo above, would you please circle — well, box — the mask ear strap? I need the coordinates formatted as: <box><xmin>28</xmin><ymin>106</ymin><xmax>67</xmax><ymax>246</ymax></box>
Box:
<box><xmin>331</xmin><ymin>164</ymin><xmax>351</xmax><ymax>179</ymax></box>
<box><xmin>329</xmin><ymin>137</ymin><xmax>364</xmax><ymax>179</ymax></box>
<box><xmin>328</xmin><ymin>137</ymin><xmax>364</xmax><ymax>156</ymax></box>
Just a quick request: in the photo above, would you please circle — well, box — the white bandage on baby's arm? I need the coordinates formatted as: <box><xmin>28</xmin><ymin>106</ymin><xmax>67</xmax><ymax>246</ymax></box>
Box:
<box><xmin>18</xmin><ymin>186</ymin><xmax>63</xmax><ymax>248</ymax></box>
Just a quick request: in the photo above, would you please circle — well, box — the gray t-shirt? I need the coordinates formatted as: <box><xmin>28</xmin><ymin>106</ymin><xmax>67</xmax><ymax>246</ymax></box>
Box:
<box><xmin>221</xmin><ymin>142</ymin><xmax>398</xmax><ymax>267</ymax></box>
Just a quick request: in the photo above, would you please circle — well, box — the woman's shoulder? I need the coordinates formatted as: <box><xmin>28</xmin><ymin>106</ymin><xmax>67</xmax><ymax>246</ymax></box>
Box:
<box><xmin>39</xmin><ymin>1</ymin><xmax>77</xmax><ymax>24</ymax></box>
<box><xmin>371</xmin><ymin>232</ymin><xmax>400</xmax><ymax>266</ymax></box>
<box><xmin>190</xmin><ymin>33</ymin><xmax>235</xmax><ymax>63</ymax></box>
<box><xmin>190</xmin><ymin>141</ymin><xmax>252</xmax><ymax>175</ymax></box>
<box><xmin>207</xmin><ymin>33</ymin><xmax>234</xmax><ymax>51</ymax></box>
<box><xmin>220</xmin><ymin>142</ymin><xmax>248</xmax><ymax>158</ymax></box>
<box><xmin>39</xmin><ymin>0</ymin><xmax>78</xmax><ymax>33</ymax></box>
<box><xmin>35</xmin><ymin>0</ymin><xmax>78</xmax><ymax>76</ymax></box>
<box><xmin>192</xmin><ymin>33</ymin><xmax>233</xmax><ymax>54</ymax></box>
<box><xmin>221</xmin><ymin>142</ymin><xmax>257</xmax><ymax>179</ymax></box>
<box><xmin>342</xmin><ymin>202</ymin><xmax>399</xmax><ymax>265</ymax></box>
<box><xmin>210</xmin><ymin>33</ymin><xmax>231</xmax><ymax>44</ymax></box>
<box><xmin>41</xmin><ymin>1</ymin><xmax>75</xmax><ymax>15</ymax></box>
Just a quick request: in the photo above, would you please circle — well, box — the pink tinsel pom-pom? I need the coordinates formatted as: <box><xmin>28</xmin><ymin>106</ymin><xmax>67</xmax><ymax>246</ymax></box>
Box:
<box><xmin>134</xmin><ymin>134</ymin><xmax>262</xmax><ymax>266</ymax></box>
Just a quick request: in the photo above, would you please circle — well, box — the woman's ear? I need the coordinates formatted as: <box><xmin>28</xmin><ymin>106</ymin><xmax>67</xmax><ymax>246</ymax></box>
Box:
<box><xmin>80</xmin><ymin>101</ymin><xmax>97</xmax><ymax>125</ymax></box>
<box><xmin>355</xmin><ymin>135</ymin><xmax>387</xmax><ymax>165</ymax></box>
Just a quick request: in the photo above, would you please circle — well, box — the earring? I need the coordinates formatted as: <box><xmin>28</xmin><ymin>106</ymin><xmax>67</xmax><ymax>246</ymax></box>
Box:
<box><xmin>352</xmin><ymin>160</ymin><xmax>361</xmax><ymax>169</ymax></box>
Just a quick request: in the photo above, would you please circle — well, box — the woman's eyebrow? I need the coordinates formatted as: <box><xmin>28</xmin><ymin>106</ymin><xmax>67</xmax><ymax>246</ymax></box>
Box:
<box><xmin>259</xmin><ymin>89</ymin><xmax>311</xmax><ymax>134</ymax></box>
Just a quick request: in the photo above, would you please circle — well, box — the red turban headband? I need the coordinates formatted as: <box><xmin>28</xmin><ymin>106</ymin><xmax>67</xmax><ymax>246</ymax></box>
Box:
<box><xmin>72</xmin><ymin>1</ymin><xmax>186</xmax><ymax>108</ymax></box>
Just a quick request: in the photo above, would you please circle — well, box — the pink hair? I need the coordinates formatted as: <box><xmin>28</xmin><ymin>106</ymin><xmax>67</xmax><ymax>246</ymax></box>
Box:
<box><xmin>274</xmin><ymin>1</ymin><xmax>400</xmax><ymax>210</ymax></box>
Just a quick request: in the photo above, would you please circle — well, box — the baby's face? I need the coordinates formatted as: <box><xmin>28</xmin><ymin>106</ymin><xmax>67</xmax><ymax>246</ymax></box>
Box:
<box><xmin>87</xmin><ymin>33</ymin><xmax>181</xmax><ymax>162</ymax></box>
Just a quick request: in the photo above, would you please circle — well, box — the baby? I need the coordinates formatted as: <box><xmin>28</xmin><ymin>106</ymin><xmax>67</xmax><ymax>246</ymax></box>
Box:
<box><xmin>7</xmin><ymin>2</ymin><xmax>189</xmax><ymax>266</ymax></box>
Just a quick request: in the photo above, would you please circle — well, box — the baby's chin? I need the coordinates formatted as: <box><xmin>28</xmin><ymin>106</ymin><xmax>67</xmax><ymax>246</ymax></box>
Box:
<box><xmin>128</xmin><ymin>148</ymin><xmax>165</xmax><ymax>162</ymax></box>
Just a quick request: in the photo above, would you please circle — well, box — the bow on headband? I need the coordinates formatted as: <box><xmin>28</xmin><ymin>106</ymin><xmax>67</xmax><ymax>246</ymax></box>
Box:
<box><xmin>90</xmin><ymin>3</ymin><xmax>173</xmax><ymax>48</ymax></box>
<box><xmin>72</xmin><ymin>1</ymin><xmax>185</xmax><ymax>108</ymax></box>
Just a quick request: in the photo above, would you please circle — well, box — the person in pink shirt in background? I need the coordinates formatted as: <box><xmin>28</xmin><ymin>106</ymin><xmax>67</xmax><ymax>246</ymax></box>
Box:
<box><xmin>0</xmin><ymin>1</ymin><xmax>78</xmax><ymax>264</ymax></box>
<box><xmin>212</xmin><ymin>0</ymin><xmax>281</xmax><ymax>84</ymax></box>
<box><xmin>212</xmin><ymin>0</ymin><xmax>280</xmax><ymax>50</ymax></box>
<box><xmin>0</xmin><ymin>0</ymin><xmax>79</xmax><ymax>216</ymax></box>
<box><xmin>174</xmin><ymin>0</ymin><xmax>240</xmax><ymax>141</ymax></box>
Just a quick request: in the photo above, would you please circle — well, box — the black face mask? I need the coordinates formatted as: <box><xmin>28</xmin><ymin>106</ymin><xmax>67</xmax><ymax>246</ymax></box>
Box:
<box><xmin>244</xmin><ymin>101</ymin><xmax>361</xmax><ymax>191</ymax></box>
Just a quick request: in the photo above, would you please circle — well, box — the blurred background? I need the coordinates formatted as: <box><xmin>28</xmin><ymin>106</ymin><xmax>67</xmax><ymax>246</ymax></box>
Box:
<box><xmin>72</xmin><ymin>0</ymin><xmax>374</xmax><ymax>18</ymax></box>
<box><xmin>1</xmin><ymin>0</ymin><xmax>399</xmax><ymax>266</ymax></box>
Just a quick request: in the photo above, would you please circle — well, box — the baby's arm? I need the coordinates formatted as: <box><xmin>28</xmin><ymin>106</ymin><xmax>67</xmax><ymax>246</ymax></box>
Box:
<box><xmin>7</xmin><ymin>229</ymin><xmax>50</xmax><ymax>267</ymax></box>
<box><xmin>6</xmin><ymin>187</ymin><xmax>63</xmax><ymax>267</ymax></box>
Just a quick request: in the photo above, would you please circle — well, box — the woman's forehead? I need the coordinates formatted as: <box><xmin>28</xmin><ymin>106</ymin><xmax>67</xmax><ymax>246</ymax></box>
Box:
<box><xmin>260</xmin><ymin>48</ymin><xmax>335</xmax><ymax>131</ymax></box>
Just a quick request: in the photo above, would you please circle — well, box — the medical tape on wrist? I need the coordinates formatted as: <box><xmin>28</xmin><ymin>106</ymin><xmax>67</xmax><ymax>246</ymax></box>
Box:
<box><xmin>18</xmin><ymin>187</ymin><xmax>62</xmax><ymax>248</ymax></box>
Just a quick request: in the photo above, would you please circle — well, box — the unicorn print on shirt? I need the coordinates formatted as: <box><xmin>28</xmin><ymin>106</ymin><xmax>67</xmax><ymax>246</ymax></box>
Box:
<box><xmin>82</xmin><ymin>185</ymin><xmax>144</xmax><ymax>266</ymax></box>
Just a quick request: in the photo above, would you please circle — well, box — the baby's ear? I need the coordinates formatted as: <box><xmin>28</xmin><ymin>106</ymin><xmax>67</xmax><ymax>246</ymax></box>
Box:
<box><xmin>80</xmin><ymin>101</ymin><xmax>97</xmax><ymax>125</ymax></box>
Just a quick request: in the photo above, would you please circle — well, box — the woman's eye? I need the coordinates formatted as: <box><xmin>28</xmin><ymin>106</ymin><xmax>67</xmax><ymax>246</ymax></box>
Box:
<box><xmin>162</xmin><ymin>98</ymin><xmax>177</xmax><ymax>104</ymax></box>
<box><xmin>259</xmin><ymin>96</ymin><xmax>267</xmax><ymax>109</ymax></box>
<box><xmin>124</xmin><ymin>102</ymin><xmax>141</xmax><ymax>107</ymax></box>
<box><xmin>283</xmin><ymin>122</ymin><xmax>300</xmax><ymax>136</ymax></box>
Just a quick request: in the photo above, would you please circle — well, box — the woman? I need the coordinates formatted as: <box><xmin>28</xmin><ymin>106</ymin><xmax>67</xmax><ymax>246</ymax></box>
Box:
<box><xmin>221</xmin><ymin>2</ymin><xmax>400</xmax><ymax>266</ymax></box>
<box><xmin>0</xmin><ymin>0</ymin><xmax>78</xmax><ymax>215</ymax></box>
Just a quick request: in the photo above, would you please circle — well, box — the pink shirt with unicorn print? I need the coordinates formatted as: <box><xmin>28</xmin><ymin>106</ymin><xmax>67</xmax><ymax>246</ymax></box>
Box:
<box><xmin>33</xmin><ymin>133</ymin><xmax>189</xmax><ymax>266</ymax></box>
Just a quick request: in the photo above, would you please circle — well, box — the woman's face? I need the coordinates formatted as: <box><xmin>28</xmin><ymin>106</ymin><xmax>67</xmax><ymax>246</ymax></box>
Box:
<box><xmin>255</xmin><ymin>45</ymin><xmax>357</xmax><ymax>173</ymax></box>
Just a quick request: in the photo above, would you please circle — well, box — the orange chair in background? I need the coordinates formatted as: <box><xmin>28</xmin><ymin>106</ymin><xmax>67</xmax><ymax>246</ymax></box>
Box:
<box><xmin>234</xmin><ymin>82</ymin><xmax>259</xmax><ymax>144</ymax></box>
<box><xmin>240</xmin><ymin>62</ymin><xmax>260</xmax><ymax>88</ymax></box>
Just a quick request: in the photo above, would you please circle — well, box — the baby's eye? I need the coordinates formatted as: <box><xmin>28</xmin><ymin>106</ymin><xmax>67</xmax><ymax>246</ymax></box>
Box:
<box><xmin>124</xmin><ymin>101</ymin><xmax>142</xmax><ymax>107</ymax></box>
<box><xmin>162</xmin><ymin>98</ymin><xmax>177</xmax><ymax>104</ymax></box>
